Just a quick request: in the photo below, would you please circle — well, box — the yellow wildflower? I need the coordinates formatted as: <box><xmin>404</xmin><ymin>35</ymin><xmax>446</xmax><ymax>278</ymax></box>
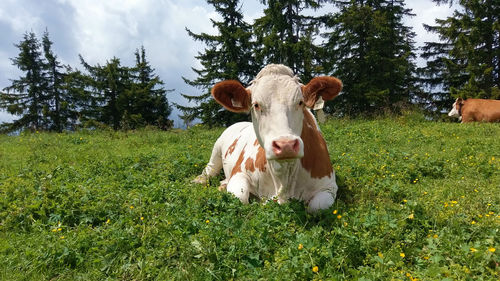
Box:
<box><xmin>488</xmin><ymin>247</ymin><xmax>496</xmax><ymax>253</ymax></box>
<box><xmin>130</xmin><ymin>205</ymin><xmax>134</xmax><ymax>209</ymax></box>
<box><xmin>471</xmin><ymin>220</ymin><xmax>476</xmax><ymax>225</ymax></box>
<box><xmin>333</xmin><ymin>209</ymin><xmax>338</xmax><ymax>215</ymax></box>
<box><xmin>423</xmin><ymin>256</ymin><xmax>430</xmax><ymax>260</ymax></box>
<box><xmin>337</xmin><ymin>215</ymin><xmax>342</xmax><ymax>219</ymax></box>
<box><xmin>378</xmin><ymin>252</ymin><xmax>384</xmax><ymax>258</ymax></box>
<box><xmin>400</xmin><ymin>252</ymin><xmax>405</xmax><ymax>258</ymax></box>
<box><xmin>140</xmin><ymin>217</ymin><xmax>144</xmax><ymax>221</ymax></box>
<box><xmin>433</xmin><ymin>234</ymin><xmax>438</xmax><ymax>239</ymax></box>
<box><xmin>408</xmin><ymin>213</ymin><xmax>414</xmax><ymax>220</ymax></box>
<box><xmin>298</xmin><ymin>244</ymin><xmax>303</xmax><ymax>250</ymax></box>
<box><xmin>205</xmin><ymin>219</ymin><xmax>210</xmax><ymax>224</ymax></box>
<box><xmin>106</xmin><ymin>219</ymin><xmax>110</xmax><ymax>224</ymax></box>
<box><xmin>312</xmin><ymin>266</ymin><xmax>319</xmax><ymax>273</ymax></box>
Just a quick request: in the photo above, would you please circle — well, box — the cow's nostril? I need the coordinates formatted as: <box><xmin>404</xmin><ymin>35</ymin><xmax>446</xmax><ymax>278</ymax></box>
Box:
<box><xmin>293</xmin><ymin>139</ymin><xmax>299</xmax><ymax>152</ymax></box>
<box><xmin>272</xmin><ymin>141</ymin><xmax>281</xmax><ymax>150</ymax></box>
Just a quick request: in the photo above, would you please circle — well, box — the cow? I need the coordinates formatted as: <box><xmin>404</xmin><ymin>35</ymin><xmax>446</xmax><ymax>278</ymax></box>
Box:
<box><xmin>193</xmin><ymin>64</ymin><xmax>343</xmax><ymax>212</ymax></box>
<box><xmin>448</xmin><ymin>98</ymin><xmax>500</xmax><ymax>123</ymax></box>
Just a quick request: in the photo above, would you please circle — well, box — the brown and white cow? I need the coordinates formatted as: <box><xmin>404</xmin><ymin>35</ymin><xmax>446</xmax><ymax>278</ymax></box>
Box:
<box><xmin>193</xmin><ymin>64</ymin><xmax>342</xmax><ymax>212</ymax></box>
<box><xmin>448</xmin><ymin>98</ymin><xmax>500</xmax><ymax>123</ymax></box>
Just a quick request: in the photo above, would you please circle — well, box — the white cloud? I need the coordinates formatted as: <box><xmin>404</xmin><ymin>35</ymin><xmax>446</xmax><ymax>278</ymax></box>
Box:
<box><xmin>65</xmin><ymin>0</ymin><xmax>217</xmax><ymax>66</ymax></box>
<box><xmin>405</xmin><ymin>1</ymin><xmax>454</xmax><ymax>48</ymax></box>
<box><xmin>0</xmin><ymin>0</ymin><xmax>43</xmax><ymax>33</ymax></box>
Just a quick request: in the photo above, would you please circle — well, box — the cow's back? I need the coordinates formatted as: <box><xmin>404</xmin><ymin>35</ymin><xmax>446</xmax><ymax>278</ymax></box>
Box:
<box><xmin>462</xmin><ymin>99</ymin><xmax>500</xmax><ymax>122</ymax></box>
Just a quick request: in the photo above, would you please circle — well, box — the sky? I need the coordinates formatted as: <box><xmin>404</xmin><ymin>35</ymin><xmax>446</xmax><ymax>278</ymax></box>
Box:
<box><xmin>0</xmin><ymin>0</ymin><xmax>454</xmax><ymax>128</ymax></box>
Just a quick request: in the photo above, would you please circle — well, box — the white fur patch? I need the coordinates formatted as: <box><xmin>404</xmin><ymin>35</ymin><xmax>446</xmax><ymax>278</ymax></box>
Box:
<box><xmin>308</xmin><ymin>191</ymin><xmax>334</xmax><ymax>213</ymax></box>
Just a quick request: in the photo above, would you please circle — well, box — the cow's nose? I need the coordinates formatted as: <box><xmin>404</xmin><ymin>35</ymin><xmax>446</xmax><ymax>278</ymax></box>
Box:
<box><xmin>272</xmin><ymin>138</ymin><xmax>300</xmax><ymax>159</ymax></box>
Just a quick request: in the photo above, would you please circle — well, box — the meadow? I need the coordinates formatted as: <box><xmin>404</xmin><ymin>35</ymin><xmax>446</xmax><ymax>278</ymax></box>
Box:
<box><xmin>0</xmin><ymin>114</ymin><xmax>499</xmax><ymax>280</ymax></box>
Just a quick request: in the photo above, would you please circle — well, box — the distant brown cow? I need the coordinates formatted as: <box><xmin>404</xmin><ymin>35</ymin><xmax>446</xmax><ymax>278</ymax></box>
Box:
<box><xmin>448</xmin><ymin>98</ymin><xmax>500</xmax><ymax>123</ymax></box>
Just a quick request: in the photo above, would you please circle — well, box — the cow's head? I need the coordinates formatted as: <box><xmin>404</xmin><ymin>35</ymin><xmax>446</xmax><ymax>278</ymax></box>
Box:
<box><xmin>212</xmin><ymin>64</ymin><xmax>342</xmax><ymax>161</ymax></box>
<box><xmin>448</xmin><ymin>98</ymin><xmax>464</xmax><ymax>118</ymax></box>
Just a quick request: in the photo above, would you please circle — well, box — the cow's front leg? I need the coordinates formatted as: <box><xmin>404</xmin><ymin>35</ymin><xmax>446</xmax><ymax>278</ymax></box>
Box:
<box><xmin>192</xmin><ymin>139</ymin><xmax>224</xmax><ymax>185</ymax></box>
<box><xmin>308</xmin><ymin>191</ymin><xmax>334</xmax><ymax>213</ymax></box>
<box><xmin>226</xmin><ymin>173</ymin><xmax>251</xmax><ymax>204</ymax></box>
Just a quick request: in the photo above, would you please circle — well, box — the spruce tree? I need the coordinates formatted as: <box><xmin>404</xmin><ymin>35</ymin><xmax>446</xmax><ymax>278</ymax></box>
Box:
<box><xmin>253</xmin><ymin>0</ymin><xmax>325</xmax><ymax>81</ymax></box>
<box><xmin>178</xmin><ymin>0</ymin><xmax>257</xmax><ymax>127</ymax></box>
<box><xmin>419</xmin><ymin>0</ymin><xmax>500</xmax><ymax>113</ymax></box>
<box><xmin>1</xmin><ymin>31</ymin><xmax>48</xmax><ymax>132</ymax></box>
<box><xmin>80</xmin><ymin>47</ymin><xmax>173</xmax><ymax>130</ymax></box>
<box><xmin>121</xmin><ymin>46</ymin><xmax>173</xmax><ymax>129</ymax></box>
<box><xmin>42</xmin><ymin>30</ymin><xmax>71</xmax><ymax>132</ymax></box>
<box><xmin>80</xmin><ymin>56</ymin><xmax>131</xmax><ymax>130</ymax></box>
<box><xmin>60</xmin><ymin>67</ymin><xmax>95</xmax><ymax>128</ymax></box>
<box><xmin>322</xmin><ymin>0</ymin><xmax>418</xmax><ymax>116</ymax></box>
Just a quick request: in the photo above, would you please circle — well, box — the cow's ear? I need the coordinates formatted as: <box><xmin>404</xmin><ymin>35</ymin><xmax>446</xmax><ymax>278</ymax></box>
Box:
<box><xmin>212</xmin><ymin>80</ymin><xmax>251</xmax><ymax>113</ymax></box>
<box><xmin>457</xmin><ymin>97</ymin><xmax>464</xmax><ymax>105</ymax></box>
<box><xmin>302</xmin><ymin>76</ymin><xmax>342</xmax><ymax>108</ymax></box>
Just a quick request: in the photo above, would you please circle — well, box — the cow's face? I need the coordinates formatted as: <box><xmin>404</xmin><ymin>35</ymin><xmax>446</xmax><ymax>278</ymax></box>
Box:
<box><xmin>212</xmin><ymin>64</ymin><xmax>342</xmax><ymax>161</ymax></box>
<box><xmin>448</xmin><ymin>98</ymin><xmax>463</xmax><ymax>117</ymax></box>
<box><xmin>248</xmin><ymin>74</ymin><xmax>305</xmax><ymax>160</ymax></box>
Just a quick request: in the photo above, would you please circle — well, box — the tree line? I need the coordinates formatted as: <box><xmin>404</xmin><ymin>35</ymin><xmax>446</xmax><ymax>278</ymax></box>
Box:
<box><xmin>1</xmin><ymin>0</ymin><xmax>498</xmax><ymax>132</ymax></box>
<box><xmin>178</xmin><ymin>0</ymin><xmax>499</xmax><ymax>126</ymax></box>
<box><xmin>0</xmin><ymin>31</ymin><xmax>173</xmax><ymax>133</ymax></box>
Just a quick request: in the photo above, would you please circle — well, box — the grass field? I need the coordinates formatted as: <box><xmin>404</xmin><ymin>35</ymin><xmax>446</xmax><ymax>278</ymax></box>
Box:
<box><xmin>0</xmin><ymin>114</ymin><xmax>499</xmax><ymax>280</ymax></box>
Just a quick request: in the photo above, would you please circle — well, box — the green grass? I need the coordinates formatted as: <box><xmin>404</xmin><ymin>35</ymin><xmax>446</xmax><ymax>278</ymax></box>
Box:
<box><xmin>0</xmin><ymin>115</ymin><xmax>499</xmax><ymax>280</ymax></box>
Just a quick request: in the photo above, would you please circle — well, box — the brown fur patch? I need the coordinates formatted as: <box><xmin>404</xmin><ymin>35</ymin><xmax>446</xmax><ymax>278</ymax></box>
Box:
<box><xmin>461</xmin><ymin>99</ymin><xmax>500</xmax><ymax>123</ymax></box>
<box><xmin>300</xmin><ymin>109</ymin><xmax>333</xmax><ymax>178</ymax></box>
<box><xmin>225</xmin><ymin>137</ymin><xmax>239</xmax><ymax>158</ymax></box>
<box><xmin>255</xmin><ymin>146</ymin><xmax>267</xmax><ymax>172</ymax></box>
<box><xmin>230</xmin><ymin>145</ymin><xmax>246</xmax><ymax>178</ymax></box>
<box><xmin>254</xmin><ymin>139</ymin><xmax>259</xmax><ymax>146</ymax></box>
<box><xmin>245</xmin><ymin>157</ymin><xmax>255</xmax><ymax>172</ymax></box>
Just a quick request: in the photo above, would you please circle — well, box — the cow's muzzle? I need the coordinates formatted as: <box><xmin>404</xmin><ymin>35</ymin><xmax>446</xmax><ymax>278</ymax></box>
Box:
<box><xmin>272</xmin><ymin>138</ymin><xmax>300</xmax><ymax>159</ymax></box>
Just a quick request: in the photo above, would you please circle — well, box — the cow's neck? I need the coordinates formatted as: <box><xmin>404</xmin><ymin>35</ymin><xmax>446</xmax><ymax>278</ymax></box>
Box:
<box><xmin>268</xmin><ymin>159</ymin><xmax>300</xmax><ymax>202</ymax></box>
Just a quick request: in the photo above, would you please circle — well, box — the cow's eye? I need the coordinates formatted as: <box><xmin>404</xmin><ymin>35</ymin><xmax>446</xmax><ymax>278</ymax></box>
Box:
<box><xmin>254</xmin><ymin>103</ymin><xmax>260</xmax><ymax>110</ymax></box>
<box><xmin>299</xmin><ymin>101</ymin><xmax>304</xmax><ymax>106</ymax></box>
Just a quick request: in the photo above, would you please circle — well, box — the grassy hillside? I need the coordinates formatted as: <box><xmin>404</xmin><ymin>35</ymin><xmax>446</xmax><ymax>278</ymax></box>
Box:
<box><xmin>0</xmin><ymin>115</ymin><xmax>499</xmax><ymax>280</ymax></box>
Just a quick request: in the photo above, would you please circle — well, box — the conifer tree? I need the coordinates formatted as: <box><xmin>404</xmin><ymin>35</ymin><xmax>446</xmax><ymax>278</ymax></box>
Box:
<box><xmin>80</xmin><ymin>56</ymin><xmax>131</xmax><ymax>130</ymax></box>
<box><xmin>80</xmin><ymin>47</ymin><xmax>173</xmax><ymax>130</ymax></box>
<box><xmin>178</xmin><ymin>0</ymin><xmax>257</xmax><ymax>127</ymax></box>
<box><xmin>0</xmin><ymin>31</ymin><xmax>48</xmax><ymax>132</ymax></box>
<box><xmin>419</xmin><ymin>0</ymin><xmax>499</xmax><ymax>113</ymax></box>
<box><xmin>121</xmin><ymin>46</ymin><xmax>173</xmax><ymax>129</ymax></box>
<box><xmin>42</xmin><ymin>30</ymin><xmax>72</xmax><ymax>132</ymax></box>
<box><xmin>253</xmin><ymin>0</ymin><xmax>325</xmax><ymax>81</ymax></box>
<box><xmin>322</xmin><ymin>0</ymin><xmax>418</xmax><ymax>116</ymax></box>
<box><xmin>60</xmin><ymin>67</ymin><xmax>94</xmax><ymax>128</ymax></box>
